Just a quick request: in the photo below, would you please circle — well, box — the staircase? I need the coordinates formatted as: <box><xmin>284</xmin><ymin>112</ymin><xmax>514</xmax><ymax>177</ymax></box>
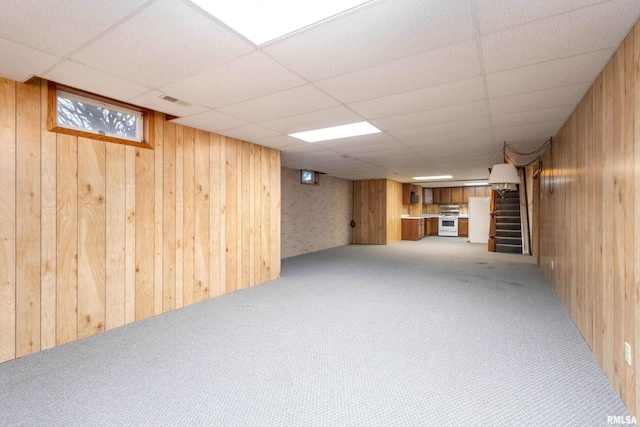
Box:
<box><xmin>495</xmin><ymin>190</ymin><xmax>522</xmax><ymax>254</ymax></box>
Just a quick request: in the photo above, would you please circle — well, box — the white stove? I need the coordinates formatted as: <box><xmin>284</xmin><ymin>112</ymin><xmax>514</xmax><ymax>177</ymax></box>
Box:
<box><xmin>438</xmin><ymin>215</ymin><xmax>459</xmax><ymax>237</ymax></box>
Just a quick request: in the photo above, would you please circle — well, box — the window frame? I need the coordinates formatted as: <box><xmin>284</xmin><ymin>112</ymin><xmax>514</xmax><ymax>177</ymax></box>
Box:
<box><xmin>48</xmin><ymin>81</ymin><xmax>155</xmax><ymax>149</ymax></box>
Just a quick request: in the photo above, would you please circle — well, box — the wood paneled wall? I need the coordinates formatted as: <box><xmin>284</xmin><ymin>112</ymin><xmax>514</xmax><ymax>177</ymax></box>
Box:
<box><xmin>353</xmin><ymin>179</ymin><xmax>402</xmax><ymax>245</ymax></box>
<box><xmin>0</xmin><ymin>78</ymin><xmax>281</xmax><ymax>363</ymax></box>
<box><xmin>538</xmin><ymin>22</ymin><xmax>639</xmax><ymax>416</ymax></box>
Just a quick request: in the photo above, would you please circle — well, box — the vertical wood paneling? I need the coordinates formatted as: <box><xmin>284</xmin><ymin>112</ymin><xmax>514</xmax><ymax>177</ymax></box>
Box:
<box><xmin>252</xmin><ymin>144</ymin><xmax>261</xmax><ymax>285</ymax></box>
<box><xmin>16</xmin><ymin>81</ymin><xmax>41</xmax><ymax>357</ymax></box>
<box><xmin>163</xmin><ymin>122</ymin><xmax>176</xmax><ymax>312</ymax></box>
<box><xmin>135</xmin><ymin>145</ymin><xmax>154</xmax><ymax>321</ymax></box>
<box><xmin>623</xmin><ymin>31</ymin><xmax>636</xmax><ymax>408</ymax></box>
<box><xmin>40</xmin><ymin>80</ymin><xmax>56</xmax><ymax>351</ymax></box>
<box><xmin>77</xmin><ymin>138</ymin><xmax>106</xmax><ymax>339</ymax></box>
<box><xmin>219</xmin><ymin>135</ymin><xmax>227</xmax><ymax>295</ymax></box>
<box><xmin>56</xmin><ymin>133</ymin><xmax>77</xmax><ymax>345</ymax></box>
<box><xmin>0</xmin><ymin>78</ymin><xmax>281</xmax><ymax>366</ymax></box>
<box><xmin>182</xmin><ymin>127</ymin><xmax>195</xmax><ymax>307</ymax></box>
<box><xmin>125</xmin><ymin>146</ymin><xmax>136</xmax><ymax>324</ymax></box>
<box><xmin>270</xmin><ymin>148</ymin><xmax>280</xmax><ymax>280</ymax></box>
<box><xmin>226</xmin><ymin>139</ymin><xmax>238</xmax><ymax>293</ymax></box>
<box><xmin>175</xmin><ymin>125</ymin><xmax>184</xmax><ymax>309</ymax></box>
<box><xmin>612</xmin><ymin>46</ymin><xmax>625</xmax><ymax>397</ymax></box>
<box><xmin>634</xmin><ymin>23</ymin><xmax>640</xmax><ymax>418</ymax></box>
<box><xmin>539</xmin><ymin>20</ymin><xmax>640</xmax><ymax>416</ymax></box>
<box><xmin>241</xmin><ymin>141</ymin><xmax>251</xmax><ymax>289</ymax></box>
<box><xmin>153</xmin><ymin>112</ymin><xmax>163</xmax><ymax>316</ymax></box>
<box><xmin>209</xmin><ymin>134</ymin><xmax>221</xmax><ymax>298</ymax></box>
<box><xmin>194</xmin><ymin>130</ymin><xmax>210</xmax><ymax>302</ymax></box>
<box><xmin>260</xmin><ymin>146</ymin><xmax>271</xmax><ymax>282</ymax></box>
<box><xmin>603</xmin><ymin>60</ymin><xmax>615</xmax><ymax>383</ymax></box>
<box><xmin>0</xmin><ymin>78</ymin><xmax>16</xmax><ymax>363</ymax></box>
<box><xmin>249</xmin><ymin>143</ymin><xmax>256</xmax><ymax>287</ymax></box>
<box><xmin>105</xmin><ymin>143</ymin><xmax>126</xmax><ymax>330</ymax></box>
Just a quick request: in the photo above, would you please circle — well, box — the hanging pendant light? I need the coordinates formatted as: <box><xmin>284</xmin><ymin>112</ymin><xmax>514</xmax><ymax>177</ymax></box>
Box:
<box><xmin>488</xmin><ymin>142</ymin><xmax>520</xmax><ymax>196</ymax></box>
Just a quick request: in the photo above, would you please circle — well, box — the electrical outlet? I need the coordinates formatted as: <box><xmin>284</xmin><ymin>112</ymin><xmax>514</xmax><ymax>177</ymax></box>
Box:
<box><xmin>551</xmin><ymin>260</ymin><xmax>554</xmax><ymax>270</ymax></box>
<box><xmin>625</xmin><ymin>342</ymin><xmax>632</xmax><ymax>366</ymax></box>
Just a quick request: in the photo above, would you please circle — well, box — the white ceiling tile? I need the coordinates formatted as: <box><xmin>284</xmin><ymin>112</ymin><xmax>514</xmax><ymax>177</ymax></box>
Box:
<box><xmin>43</xmin><ymin>60</ymin><xmax>148</xmax><ymax>101</ymax></box>
<box><xmin>217</xmin><ymin>85</ymin><xmax>341</xmax><ymax>123</ymax></box>
<box><xmin>159</xmin><ymin>51</ymin><xmax>306</xmax><ymax>109</ymax></box>
<box><xmin>476</xmin><ymin>0</ymin><xmax>604</xmax><ymax>34</ymax></box>
<box><xmin>485</xmin><ymin>49</ymin><xmax>613</xmax><ymax>99</ymax></box>
<box><xmin>371</xmin><ymin>101</ymin><xmax>488</xmax><ymax>132</ymax></box>
<box><xmin>489</xmin><ymin>83</ymin><xmax>589</xmax><ymax>115</ymax></box>
<box><xmin>349</xmin><ymin>77</ymin><xmax>486</xmax><ymax>119</ymax></box>
<box><xmin>0</xmin><ymin>37</ymin><xmax>59</xmax><ymax>82</ymax></box>
<box><xmin>310</xmin><ymin>132</ymin><xmax>398</xmax><ymax>150</ymax></box>
<box><xmin>170</xmin><ymin>109</ymin><xmax>250</xmax><ymax>133</ymax></box>
<box><xmin>315</xmin><ymin>40</ymin><xmax>480</xmax><ymax>103</ymax></box>
<box><xmin>216</xmin><ymin>125</ymin><xmax>281</xmax><ymax>142</ymax></box>
<box><xmin>71</xmin><ymin>0</ymin><xmax>254</xmax><ymax>88</ymax></box>
<box><xmin>482</xmin><ymin>3</ymin><xmax>632</xmax><ymax>73</ymax></box>
<box><xmin>492</xmin><ymin>105</ymin><xmax>575</xmax><ymax>129</ymax></box>
<box><xmin>263</xmin><ymin>0</ymin><xmax>474</xmax><ymax>81</ymax></box>
<box><xmin>0</xmin><ymin>0</ymin><xmax>148</xmax><ymax>57</ymax></box>
<box><xmin>261</xmin><ymin>106</ymin><xmax>364</xmax><ymax>134</ymax></box>
<box><xmin>254</xmin><ymin>135</ymin><xmax>305</xmax><ymax>150</ymax></box>
<box><xmin>323</xmin><ymin>140</ymin><xmax>408</xmax><ymax>155</ymax></box>
<box><xmin>390</xmin><ymin>117</ymin><xmax>492</xmax><ymax>141</ymax></box>
<box><xmin>128</xmin><ymin>90</ymin><xmax>209</xmax><ymax>117</ymax></box>
<box><xmin>404</xmin><ymin>129</ymin><xmax>494</xmax><ymax>149</ymax></box>
<box><xmin>493</xmin><ymin>121</ymin><xmax>565</xmax><ymax>141</ymax></box>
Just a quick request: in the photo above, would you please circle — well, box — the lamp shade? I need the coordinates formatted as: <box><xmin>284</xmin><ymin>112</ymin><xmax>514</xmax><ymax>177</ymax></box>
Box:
<box><xmin>488</xmin><ymin>163</ymin><xmax>520</xmax><ymax>185</ymax></box>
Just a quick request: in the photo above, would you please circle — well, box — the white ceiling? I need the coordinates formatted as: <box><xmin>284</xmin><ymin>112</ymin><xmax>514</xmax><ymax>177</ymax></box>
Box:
<box><xmin>1</xmin><ymin>0</ymin><xmax>638</xmax><ymax>185</ymax></box>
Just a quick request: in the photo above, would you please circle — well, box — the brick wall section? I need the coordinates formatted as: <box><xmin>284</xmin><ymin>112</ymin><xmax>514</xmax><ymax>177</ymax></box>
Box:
<box><xmin>281</xmin><ymin>167</ymin><xmax>353</xmax><ymax>258</ymax></box>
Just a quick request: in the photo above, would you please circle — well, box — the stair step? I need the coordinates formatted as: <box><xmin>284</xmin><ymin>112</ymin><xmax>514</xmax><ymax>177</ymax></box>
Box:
<box><xmin>496</xmin><ymin>243</ymin><xmax>523</xmax><ymax>254</ymax></box>
<box><xmin>497</xmin><ymin>209</ymin><xmax>520</xmax><ymax>216</ymax></box>
<box><xmin>496</xmin><ymin>236</ymin><xmax>522</xmax><ymax>245</ymax></box>
<box><xmin>496</xmin><ymin>216</ymin><xmax>520</xmax><ymax>223</ymax></box>
<box><xmin>496</xmin><ymin>229</ymin><xmax>521</xmax><ymax>238</ymax></box>
<box><xmin>496</xmin><ymin>223</ymin><xmax>520</xmax><ymax>230</ymax></box>
<box><xmin>497</xmin><ymin>203</ymin><xmax>520</xmax><ymax>209</ymax></box>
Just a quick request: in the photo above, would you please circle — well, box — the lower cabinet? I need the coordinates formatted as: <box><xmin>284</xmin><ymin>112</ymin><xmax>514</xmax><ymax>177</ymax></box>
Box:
<box><xmin>401</xmin><ymin>218</ymin><xmax>425</xmax><ymax>240</ymax></box>
<box><xmin>458</xmin><ymin>218</ymin><xmax>468</xmax><ymax>237</ymax></box>
<box><xmin>427</xmin><ymin>217</ymin><xmax>439</xmax><ymax>236</ymax></box>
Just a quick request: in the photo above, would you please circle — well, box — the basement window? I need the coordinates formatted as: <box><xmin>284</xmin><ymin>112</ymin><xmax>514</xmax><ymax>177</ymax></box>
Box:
<box><xmin>48</xmin><ymin>82</ymin><xmax>154</xmax><ymax>149</ymax></box>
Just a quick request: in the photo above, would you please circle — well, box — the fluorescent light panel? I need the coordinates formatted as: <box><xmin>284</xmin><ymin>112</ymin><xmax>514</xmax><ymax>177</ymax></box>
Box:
<box><xmin>190</xmin><ymin>0</ymin><xmax>373</xmax><ymax>45</ymax></box>
<box><xmin>464</xmin><ymin>182</ymin><xmax>490</xmax><ymax>186</ymax></box>
<box><xmin>412</xmin><ymin>175</ymin><xmax>453</xmax><ymax>180</ymax></box>
<box><xmin>289</xmin><ymin>121</ymin><xmax>381</xmax><ymax>143</ymax></box>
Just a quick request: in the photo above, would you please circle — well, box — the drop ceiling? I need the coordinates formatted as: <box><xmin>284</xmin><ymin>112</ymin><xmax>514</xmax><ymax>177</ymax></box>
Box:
<box><xmin>1</xmin><ymin>0</ymin><xmax>638</xmax><ymax>185</ymax></box>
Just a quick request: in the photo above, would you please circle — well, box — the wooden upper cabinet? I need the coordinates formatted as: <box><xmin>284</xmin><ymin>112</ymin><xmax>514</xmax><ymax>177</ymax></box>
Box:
<box><xmin>432</xmin><ymin>188</ymin><xmax>441</xmax><ymax>204</ymax></box>
<box><xmin>451</xmin><ymin>187</ymin><xmax>463</xmax><ymax>204</ymax></box>
<box><xmin>463</xmin><ymin>186</ymin><xmax>476</xmax><ymax>204</ymax></box>
<box><xmin>477</xmin><ymin>186</ymin><xmax>492</xmax><ymax>197</ymax></box>
<box><xmin>402</xmin><ymin>183</ymin><xmax>411</xmax><ymax>204</ymax></box>
<box><xmin>440</xmin><ymin>187</ymin><xmax>451</xmax><ymax>204</ymax></box>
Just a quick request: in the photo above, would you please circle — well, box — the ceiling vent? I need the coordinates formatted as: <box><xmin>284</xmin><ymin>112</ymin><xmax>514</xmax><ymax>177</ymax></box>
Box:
<box><xmin>159</xmin><ymin>94</ymin><xmax>190</xmax><ymax>107</ymax></box>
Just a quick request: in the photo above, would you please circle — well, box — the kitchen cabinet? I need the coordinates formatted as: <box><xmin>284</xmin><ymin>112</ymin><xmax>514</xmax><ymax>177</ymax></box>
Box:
<box><xmin>463</xmin><ymin>186</ymin><xmax>476</xmax><ymax>204</ymax></box>
<box><xmin>401</xmin><ymin>218</ymin><xmax>425</xmax><ymax>240</ymax></box>
<box><xmin>458</xmin><ymin>218</ymin><xmax>468</xmax><ymax>237</ymax></box>
<box><xmin>427</xmin><ymin>217</ymin><xmax>439</xmax><ymax>236</ymax></box>
<box><xmin>423</xmin><ymin>187</ymin><xmax>433</xmax><ymax>204</ymax></box>
<box><xmin>432</xmin><ymin>188</ymin><xmax>440</xmax><ymax>204</ymax></box>
<box><xmin>451</xmin><ymin>187</ymin><xmax>463</xmax><ymax>204</ymax></box>
<box><xmin>477</xmin><ymin>186</ymin><xmax>493</xmax><ymax>198</ymax></box>
<box><xmin>440</xmin><ymin>187</ymin><xmax>451</xmax><ymax>204</ymax></box>
<box><xmin>402</xmin><ymin>183</ymin><xmax>419</xmax><ymax>205</ymax></box>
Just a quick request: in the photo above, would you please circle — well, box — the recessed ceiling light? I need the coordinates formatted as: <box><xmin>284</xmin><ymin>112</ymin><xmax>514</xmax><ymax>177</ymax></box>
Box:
<box><xmin>289</xmin><ymin>121</ymin><xmax>381</xmax><ymax>143</ymax></box>
<box><xmin>412</xmin><ymin>175</ymin><xmax>453</xmax><ymax>180</ymax></box>
<box><xmin>190</xmin><ymin>0</ymin><xmax>374</xmax><ymax>45</ymax></box>
<box><xmin>464</xmin><ymin>182</ymin><xmax>490</xmax><ymax>186</ymax></box>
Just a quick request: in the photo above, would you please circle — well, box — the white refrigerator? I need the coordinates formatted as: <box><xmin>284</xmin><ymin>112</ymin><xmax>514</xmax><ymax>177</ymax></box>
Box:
<box><xmin>468</xmin><ymin>196</ymin><xmax>490</xmax><ymax>244</ymax></box>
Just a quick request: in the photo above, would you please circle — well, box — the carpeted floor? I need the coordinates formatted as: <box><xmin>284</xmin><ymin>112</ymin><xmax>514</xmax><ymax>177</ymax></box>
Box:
<box><xmin>0</xmin><ymin>238</ymin><xmax>634</xmax><ymax>426</ymax></box>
